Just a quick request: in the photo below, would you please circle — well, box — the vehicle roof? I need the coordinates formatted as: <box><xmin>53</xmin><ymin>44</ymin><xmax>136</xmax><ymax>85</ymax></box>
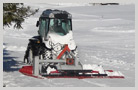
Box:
<box><xmin>40</xmin><ymin>9</ymin><xmax>72</xmax><ymax>19</ymax></box>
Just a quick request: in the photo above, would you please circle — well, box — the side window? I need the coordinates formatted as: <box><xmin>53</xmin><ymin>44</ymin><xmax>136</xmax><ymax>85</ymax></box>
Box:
<box><xmin>45</xmin><ymin>19</ymin><xmax>49</xmax><ymax>37</ymax></box>
<box><xmin>39</xmin><ymin>19</ymin><xmax>46</xmax><ymax>37</ymax></box>
<box><xmin>68</xmin><ymin>20</ymin><xmax>71</xmax><ymax>30</ymax></box>
<box><xmin>38</xmin><ymin>19</ymin><xmax>49</xmax><ymax>37</ymax></box>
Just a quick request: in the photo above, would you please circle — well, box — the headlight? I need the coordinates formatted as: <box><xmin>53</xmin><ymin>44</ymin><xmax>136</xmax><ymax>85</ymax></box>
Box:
<box><xmin>53</xmin><ymin>43</ymin><xmax>62</xmax><ymax>51</ymax></box>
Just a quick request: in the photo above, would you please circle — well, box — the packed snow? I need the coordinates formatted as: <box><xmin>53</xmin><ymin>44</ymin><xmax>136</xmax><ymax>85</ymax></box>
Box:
<box><xmin>3</xmin><ymin>3</ymin><xmax>135</xmax><ymax>87</ymax></box>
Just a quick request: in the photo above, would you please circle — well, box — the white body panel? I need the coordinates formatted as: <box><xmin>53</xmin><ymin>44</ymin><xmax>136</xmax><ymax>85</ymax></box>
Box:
<box><xmin>44</xmin><ymin>31</ymin><xmax>76</xmax><ymax>50</ymax></box>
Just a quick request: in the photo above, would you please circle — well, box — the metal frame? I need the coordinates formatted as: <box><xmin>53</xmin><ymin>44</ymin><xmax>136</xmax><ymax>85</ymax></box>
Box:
<box><xmin>33</xmin><ymin>56</ymin><xmax>67</xmax><ymax>76</ymax></box>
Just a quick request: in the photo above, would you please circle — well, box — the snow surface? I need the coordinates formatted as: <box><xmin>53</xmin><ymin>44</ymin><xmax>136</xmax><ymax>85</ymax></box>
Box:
<box><xmin>3</xmin><ymin>3</ymin><xmax>135</xmax><ymax>87</ymax></box>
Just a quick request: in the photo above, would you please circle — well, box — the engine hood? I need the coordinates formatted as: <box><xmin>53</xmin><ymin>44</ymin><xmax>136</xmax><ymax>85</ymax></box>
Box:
<box><xmin>45</xmin><ymin>31</ymin><xmax>76</xmax><ymax>50</ymax></box>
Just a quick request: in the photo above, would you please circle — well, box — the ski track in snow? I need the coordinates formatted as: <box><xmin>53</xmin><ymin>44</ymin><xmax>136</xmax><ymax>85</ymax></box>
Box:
<box><xmin>3</xmin><ymin>4</ymin><xmax>135</xmax><ymax>87</ymax></box>
<box><xmin>82</xmin><ymin>79</ymin><xmax>109</xmax><ymax>87</ymax></box>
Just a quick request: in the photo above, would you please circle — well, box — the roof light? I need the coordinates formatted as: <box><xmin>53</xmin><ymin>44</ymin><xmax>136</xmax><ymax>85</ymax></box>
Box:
<box><xmin>49</xmin><ymin>13</ymin><xmax>54</xmax><ymax>18</ymax></box>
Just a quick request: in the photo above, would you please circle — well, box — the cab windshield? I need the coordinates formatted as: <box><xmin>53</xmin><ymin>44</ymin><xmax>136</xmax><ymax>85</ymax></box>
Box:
<box><xmin>49</xmin><ymin>19</ymin><xmax>72</xmax><ymax>36</ymax></box>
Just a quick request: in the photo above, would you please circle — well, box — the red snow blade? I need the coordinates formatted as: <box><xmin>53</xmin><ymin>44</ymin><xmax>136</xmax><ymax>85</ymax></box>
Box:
<box><xmin>45</xmin><ymin>76</ymin><xmax>124</xmax><ymax>79</ymax></box>
<box><xmin>19</xmin><ymin>66</ymin><xmax>124</xmax><ymax>79</ymax></box>
<box><xmin>19</xmin><ymin>66</ymin><xmax>43</xmax><ymax>79</ymax></box>
<box><xmin>19</xmin><ymin>66</ymin><xmax>33</xmax><ymax>75</ymax></box>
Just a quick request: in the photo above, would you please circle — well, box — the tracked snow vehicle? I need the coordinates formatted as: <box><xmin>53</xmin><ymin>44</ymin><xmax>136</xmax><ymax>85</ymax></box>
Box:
<box><xmin>20</xmin><ymin>9</ymin><xmax>124</xmax><ymax>79</ymax></box>
<box><xmin>24</xmin><ymin>9</ymin><xmax>78</xmax><ymax>65</ymax></box>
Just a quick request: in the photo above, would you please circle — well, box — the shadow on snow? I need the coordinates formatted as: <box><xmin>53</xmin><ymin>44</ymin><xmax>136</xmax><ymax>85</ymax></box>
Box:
<box><xmin>3</xmin><ymin>45</ymin><xmax>21</xmax><ymax>72</ymax></box>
